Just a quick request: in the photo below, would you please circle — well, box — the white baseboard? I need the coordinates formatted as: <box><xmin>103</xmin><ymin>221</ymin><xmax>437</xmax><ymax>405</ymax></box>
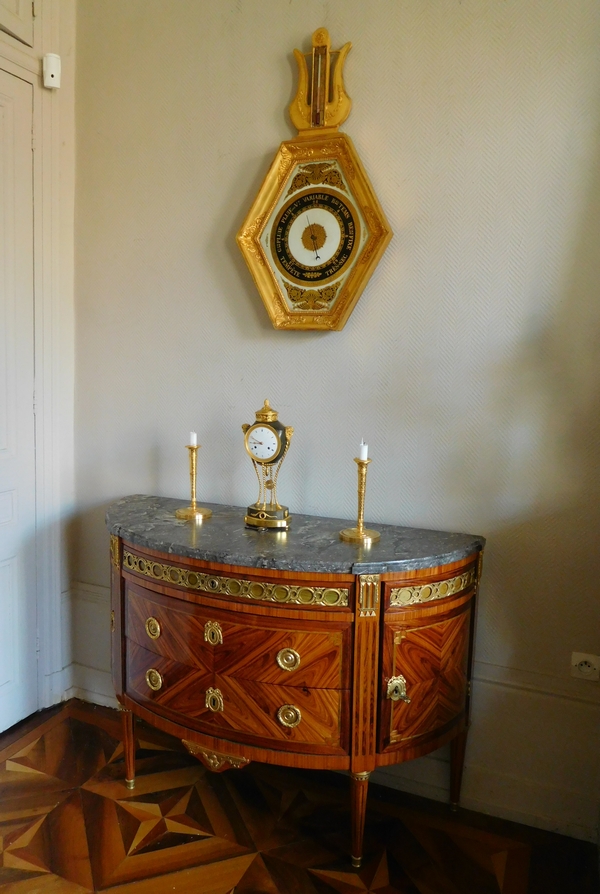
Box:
<box><xmin>461</xmin><ymin>763</ymin><xmax>598</xmax><ymax>843</ymax></box>
<box><xmin>63</xmin><ymin>663</ymin><xmax>118</xmax><ymax>709</ymax></box>
<box><xmin>373</xmin><ymin>751</ymin><xmax>598</xmax><ymax>843</ymax></box>
<box><xmin>473</xmin><ymin>658</ymin><xmax>600</xmax><ymax>706</ymax></box>
<box><xmin>61</xmin><ymin>582</ymin><xmax>118</xmax><ymax>707</ymax></box>
<box><xmin>67</xmin><ymin>580</ymin><xmax>600</xmax><ymax>844</ymax></box>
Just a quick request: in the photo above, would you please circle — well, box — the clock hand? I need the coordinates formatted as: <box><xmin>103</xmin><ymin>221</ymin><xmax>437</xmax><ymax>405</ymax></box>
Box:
<box><xmin>249</xmin><ymin>437</ymin><xmax>263</xmax><ymax>445</ymax></box>
<box><xmin>306</xmin><ymin>216</ymin><xmax>321</xmax><ymax>260</ymax></box>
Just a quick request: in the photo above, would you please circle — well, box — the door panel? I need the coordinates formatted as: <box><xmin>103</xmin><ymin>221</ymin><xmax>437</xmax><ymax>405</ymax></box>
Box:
<box><xmin>0</xmin><ymin>67</ymin><xmax>36</xmax><ymax>731</ymax></box>
<box><xmin>0</xmin><ymin>0</ymin><xmax>33</xmax><ymax>47</ymax></box>
<box><xmin>379</xmin><ymin>601</ymin><xmax>471</xmax><ymax>752</ymax></box>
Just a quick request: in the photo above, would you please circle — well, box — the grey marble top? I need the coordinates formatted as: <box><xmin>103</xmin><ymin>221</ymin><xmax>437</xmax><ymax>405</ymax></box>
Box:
<box><xmin>106</xmin><ymin>495</ymin><xmax>485</xmax><ymax>575</ymax></box>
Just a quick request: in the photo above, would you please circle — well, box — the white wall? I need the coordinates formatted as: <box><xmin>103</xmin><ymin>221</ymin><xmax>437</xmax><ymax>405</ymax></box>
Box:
<box><xmin>73</xmin><ymin>0</ymin><xmax>600</xmax><ymax>841</ymax></box>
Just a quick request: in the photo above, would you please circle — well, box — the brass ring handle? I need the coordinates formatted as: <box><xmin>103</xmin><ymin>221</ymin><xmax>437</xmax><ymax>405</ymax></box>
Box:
<box><xmin>276</xmin><ymin>647</ymin><xmax>301</xmax><ymax>671</ymax></box>
<box><xmin>145</xmin><ymin>617</ymin><xmax>161</xmax><ymax>640</ymax></box>
<box><xmin>204</xmin><ymin>620</ymin><xmax>223</xmax><ymax>646</ymax></box>
<box><xmin>145</xmin><ymin>668</ymin><xmax>163</xmax><ymax>691</ymax></box>
<box><xmin>277</xmin><ymin>704</ymin><xmax>302</xmax><ymax>728</ymax></box>
<box><xmin>386</xmin><ymin>675</ymin><xmax>411</xmax><ymax>703</ymax></box>
<box><xmin>205</xmin><ymin>687</ymin><xmax>224</xmax><ymax>712</ymax></box>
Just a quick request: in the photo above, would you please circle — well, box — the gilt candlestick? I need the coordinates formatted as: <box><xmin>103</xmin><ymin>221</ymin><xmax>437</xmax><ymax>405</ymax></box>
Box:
<box><xmin>175</xmin><ymin>444</ymin><xmax>213</xmax><ymax>521</ymax></box>
<box><xmin>340</xmin><ymin>457</ymin><xmax>380</xmax><ymax>544</ymax></box>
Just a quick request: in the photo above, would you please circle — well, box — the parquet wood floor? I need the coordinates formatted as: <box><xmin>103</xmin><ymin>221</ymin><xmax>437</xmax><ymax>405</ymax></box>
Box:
<box><xmin>0</xmin><ymin>702</ymin><xmax>597</xmax><ymax>893</ymax></box>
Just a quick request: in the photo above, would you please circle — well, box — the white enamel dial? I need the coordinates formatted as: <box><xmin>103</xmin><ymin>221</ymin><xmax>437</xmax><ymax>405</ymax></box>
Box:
<box><xmin>245</xmin><ymin>424</ymin><xmax>281</xmax><ymax>463</ymax></box>
<box><xmin>287</xmin><ymin>207</ymin><xmax>342</xmax><ymax>267</ymax></box>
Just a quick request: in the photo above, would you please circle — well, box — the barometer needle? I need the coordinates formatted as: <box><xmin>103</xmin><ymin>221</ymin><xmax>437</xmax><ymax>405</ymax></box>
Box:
<box><xmin>306</xmin><ymin>216</ymin><xmax>321</xmax><ymax>260</ymax></box>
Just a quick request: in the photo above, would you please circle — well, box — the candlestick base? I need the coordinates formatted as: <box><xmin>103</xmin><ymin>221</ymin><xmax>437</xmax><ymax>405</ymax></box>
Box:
<box><xmin>175</xmin><ymin>505</ymin><xmax>213</xmax><ymax>521</ymax></box>
<box><xmin>339</xmin><ymin>526</ymin><xmax>380</xmax><ymax>544</ymax></box>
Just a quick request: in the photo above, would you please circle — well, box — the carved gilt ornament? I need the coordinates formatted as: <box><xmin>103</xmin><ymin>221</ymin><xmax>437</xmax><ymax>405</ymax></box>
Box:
<box><xmin>236</xmin><ymin>28</ymin><xmax>392</xmax><ymax>330</ymax></box>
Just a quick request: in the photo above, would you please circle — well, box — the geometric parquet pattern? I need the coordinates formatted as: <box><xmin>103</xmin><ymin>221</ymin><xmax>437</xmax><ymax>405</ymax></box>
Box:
<box><xmin>0</xmin><ymin>702</ymin><xmax>597</xmax><ymax>893</ymax></box>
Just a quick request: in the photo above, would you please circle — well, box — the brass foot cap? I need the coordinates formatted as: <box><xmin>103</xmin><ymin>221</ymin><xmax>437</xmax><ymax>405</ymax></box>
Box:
<box><xmin>125</xmin><ymin>779</ymin><xmax>135</xmax><ymax>790</ymax></box>
<box><xmin>351</xmin><ymin>856</ymin><xmax>362</xmax><ymax>869</ymax></box>
<box><xmin>450</xmin><ymin>801</ymin><xmax>458</xmax><ymax>813</ymax></box>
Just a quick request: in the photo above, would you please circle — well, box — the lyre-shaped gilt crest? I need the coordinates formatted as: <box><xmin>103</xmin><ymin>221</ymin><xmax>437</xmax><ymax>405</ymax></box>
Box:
<box><xmin>289</xmin><ymin>28</ymin><xmax>352</xmax><ymax>131</ymax></box>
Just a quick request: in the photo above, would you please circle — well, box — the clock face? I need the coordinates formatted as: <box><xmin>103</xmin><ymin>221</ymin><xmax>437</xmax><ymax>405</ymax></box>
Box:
<box><xmin>271</xmin><ymin>188</ymin><xmax>360</xmax><ymax>286</ymax></box>
<box><xmin>260</xmin><ymin>159</ymin><xmax>369</xmax><ymax>320</ymax></box>
<box><xmin>245</xmin><ymin>424</ymin><xmax>281</xmax><ymax>463</ymax></box>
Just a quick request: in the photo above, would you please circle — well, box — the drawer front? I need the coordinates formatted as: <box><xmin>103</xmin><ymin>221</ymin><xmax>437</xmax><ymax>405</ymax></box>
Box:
<box><xmin>379</xmin><ymin>599</ymin><xmax>472</xmax><ymax>752</ymax></box>
<box><xmin>126</xmin><ymin>584</ymin><xmax>213</xmax><ymax>674</ymax></box>
<box><xmin>213</xmin><ymin>620</ymin><xmax>347</xmax><ymax>689</ymax></box>
<box><xmin>210</xmin><ymin>673</ymin><xmax>347</xmax><ymax>750</ymax></box>
<box><xmin>126</xmin><ymin>640</ymin><xmax>213</xmax><ymax>715</ymax></box>
<box><xmin>126</xmin><ymin>640</ymin><xmax>348</xmax><ymax>754</ymax></box>
<box><xmin>125</xmin><ymin>581</ymin><xmax>348</xmax><ymax>689</ymax></box>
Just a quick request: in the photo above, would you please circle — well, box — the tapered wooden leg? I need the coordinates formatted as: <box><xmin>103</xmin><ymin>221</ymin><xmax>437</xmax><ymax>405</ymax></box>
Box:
<box><xmin>450</xmin><ymin>727</ymin><xmax>468</xmax><ymax>810</ymax></box>
<box><xmin>350</xmin><ymin>771</ymin><xmax>370</xmax><ymax>869</ymax></box>
<box><xmin>121</xmin><ymin>707</ymin><xmax>136</xmax><ymax>789</ymax></box>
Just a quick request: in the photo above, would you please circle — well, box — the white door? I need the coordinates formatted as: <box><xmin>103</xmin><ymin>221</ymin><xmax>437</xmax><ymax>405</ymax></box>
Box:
<box><xmin>0</xmin><ymin>67</ymin><xmax>37</xmax><ymax>731</ymax></box>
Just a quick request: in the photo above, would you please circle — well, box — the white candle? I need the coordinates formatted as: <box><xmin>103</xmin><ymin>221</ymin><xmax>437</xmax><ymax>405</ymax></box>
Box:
<box><xmin>189</xmin><ymin>431</ymin><xmax>197</xmax><ymax>447</ymax></box>
<box><xmin>359</xmin><ymin>439</ymin><xmax>368</xmax><ymax>461</ymax></box>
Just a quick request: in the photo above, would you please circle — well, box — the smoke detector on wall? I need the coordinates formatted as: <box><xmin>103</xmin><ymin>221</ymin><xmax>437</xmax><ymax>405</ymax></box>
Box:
<box><xmin>43</xmin><ymin>54</ymin><xmax>61</xmax><ymax>89</ymax></box>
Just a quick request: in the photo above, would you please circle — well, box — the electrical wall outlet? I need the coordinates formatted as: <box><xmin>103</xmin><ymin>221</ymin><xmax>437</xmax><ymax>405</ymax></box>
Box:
<box><xmin>570</xmin><ymin>652</ymin><xmax>600</xmax><ymax>681</ymax></box>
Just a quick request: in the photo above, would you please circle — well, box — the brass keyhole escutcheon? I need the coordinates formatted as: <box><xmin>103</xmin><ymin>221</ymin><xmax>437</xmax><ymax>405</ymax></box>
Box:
<box><xmin>145</xmin><ymin>617</ymin><xmax>161</xmax><ymax>640</ymax></box>
<box><xmin>386</xmin><ymin>675</ymin><xmax>411</xmax><ymax>703</ymax></box>
<box><xmin>277</xmin><ymin>704</ymin><xmax>302</xmax><ymax>728</ymax></box>
<box><xmin>204</xmin><ymin>620</ymin><xmax>223</xmax><ymax>646</ymax></box>
<box><xmin>205</xmin><ymin>688</ymin><xmax>224</xmax><ymax>713</ymax></box>
<box><xmin>146</xmin><ymin>668</ymin><xmax>163</xmax><ymax>691</ymax></box>
<box><xmin>276</xmin><ymin>647</ymin><xmax>301</xmax><ymax>671</ymax></box>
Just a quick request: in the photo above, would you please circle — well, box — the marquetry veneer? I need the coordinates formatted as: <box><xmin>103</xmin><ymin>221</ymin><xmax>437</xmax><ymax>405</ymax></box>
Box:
<box><xmin>108</xmin><ymin>495</ymin><xmax>484</xmax><ymax>868</ymax></box>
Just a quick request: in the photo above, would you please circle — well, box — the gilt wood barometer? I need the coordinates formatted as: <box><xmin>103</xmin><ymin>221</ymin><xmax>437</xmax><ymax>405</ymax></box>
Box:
<box><xmin>237</xmin><ymin>28</ymin><xmax>392</xmax><ymax>330</ymax></box>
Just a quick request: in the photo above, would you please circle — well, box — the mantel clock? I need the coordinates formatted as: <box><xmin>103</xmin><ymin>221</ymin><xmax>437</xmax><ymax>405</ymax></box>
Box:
<box><xmin>237</xmin><ymin>28</ymin><xmax>392</xmax><ymax>331</ymax></box>
<box><xmin>242</xmin><ymin>400</ymin><xmax>293</xmax><ymax>530</ymax></box>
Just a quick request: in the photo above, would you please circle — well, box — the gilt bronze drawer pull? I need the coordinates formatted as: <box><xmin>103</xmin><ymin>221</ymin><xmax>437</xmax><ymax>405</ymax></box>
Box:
<box><xmin>277</xmin><ymin>704</ymin><xmax>302</xmax><ymax>728</ymax></box>
<box><xmin>204</xmin><ymin>620</ymin><xmax>223</xmax><ymax>645</ymax></box>
<box><xmin>276</xmin><ymin>647</ymin><xmax>301</xmax><ymax>671</ymax></box>
<box><xmin>205</xmin><ymin>687</ymin><xmax>224</xmax><ymax>713</ymax></box>
<box><xmin>386</xmin><ymin>675</ymin><xmax>411</xmax><ymax>703</ymax></box>
<box><xmin>145</xmin><ymin>617</ymin><xmax>161</xmax><ymax>640</ymax></box>
<box><xmin>145</xmin><ymin>668</ymin><xmax>163</xmax><ymax>691</ymax></box>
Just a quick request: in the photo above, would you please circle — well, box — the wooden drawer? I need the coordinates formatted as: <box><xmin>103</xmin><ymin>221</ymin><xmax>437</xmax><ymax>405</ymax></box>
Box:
<box><xmin>379</xmin><ymin>594</ymin><xmax>472</xmax><ymax>752</ymax></box>
<box><xmin>126</xmin><ymin>640</ymin><xmax>349</xmax><ymax>754</ymax></box>
<box><xmin>126</xmin><ymin>582</ymin><xmax>212</xmax><ymax>673</ymax></box>
<box><xmin>212</xmin><ymin>618</ymin><xmax>347</xmax><ymax>688</ymax></box>
<box><xmin>125</xmin><ymin>581</ymin><xmax>349</xmax><ymax>689</ymax></box>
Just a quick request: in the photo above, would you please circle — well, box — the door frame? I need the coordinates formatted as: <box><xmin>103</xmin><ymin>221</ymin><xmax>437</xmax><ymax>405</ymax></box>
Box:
<box><xmin>0</xmin><ymin>0</ymin><xmax>75</xmax><ymax>713</ymax></box>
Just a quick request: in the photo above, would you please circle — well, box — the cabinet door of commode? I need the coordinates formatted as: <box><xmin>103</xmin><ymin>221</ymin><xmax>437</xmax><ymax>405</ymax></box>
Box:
<box><xmin>379</xmin><ymin>592</ymin><xmax>473</xmax><ymax>753</ymax></box>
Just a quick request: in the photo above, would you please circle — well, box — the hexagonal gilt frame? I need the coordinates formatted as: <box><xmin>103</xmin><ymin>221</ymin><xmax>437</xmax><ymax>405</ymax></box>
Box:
<box><xmin>237</xmin><ymin>29</ymin><xmax>392</xmax><ymax>331</ymax></box>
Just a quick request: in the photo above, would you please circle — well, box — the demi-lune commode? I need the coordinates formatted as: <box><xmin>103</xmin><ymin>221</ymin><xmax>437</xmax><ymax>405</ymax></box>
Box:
<box><xmin>107</xmin><ymin>495</ymin><xmax>484</xmax><ymax>868</ymax></box>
